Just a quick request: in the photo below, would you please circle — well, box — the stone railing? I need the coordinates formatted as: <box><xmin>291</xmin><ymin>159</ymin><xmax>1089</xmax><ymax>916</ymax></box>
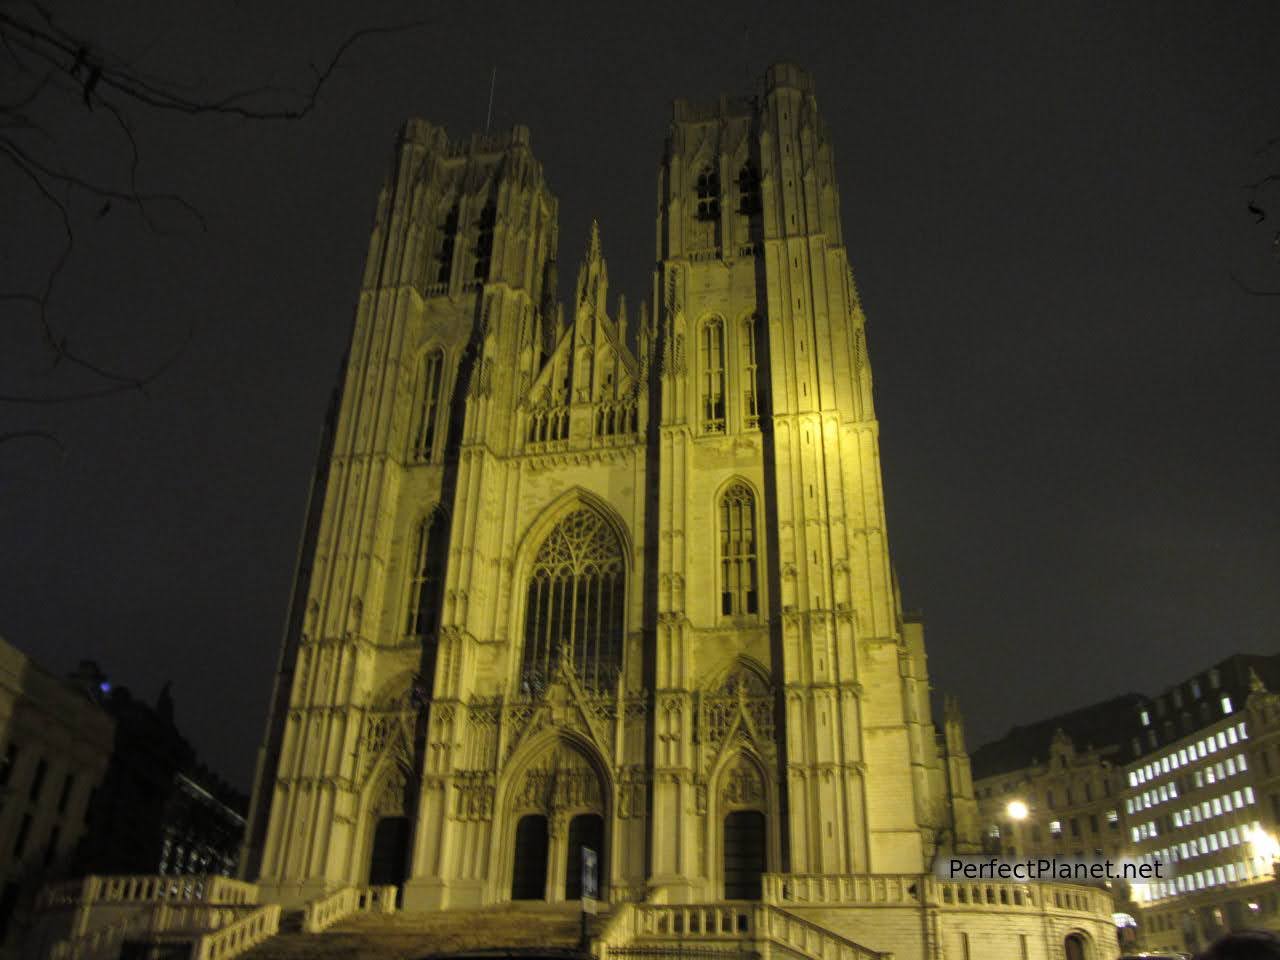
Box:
<box><xmin>760</xmin><ymin>907</ymin><xmax>890</xmax><ymax>960</ymax></box>
<box><xmin>301</xmin><ymin>884</ymin><xmax>397</xmax><ymax>933</ymax></box>
<box><xmin>191</xmin><ymin>903</ymin><xmax>281</xmax><ymax>960</ymax></box>
<box><xmin>632</xmin><ymin>903</ymin><xmax>755</xmax><ymax>940</ymax></box>
<box><xmin>303</xmin><ymin>887</ymin><xmax>357</xmax><ymax>933</ymax></box>
<box><xmin>591</xmin><ymin>901</ymin><xmax>638</xmax><ymax>958</ymax></box>
<box><xmin>40</xmin><ymin>874</ymin><xmax>259</xmax><ymax>908</ymax></box>
<box><xmin>356</xmin><ymin>885</ymin><xmax>399</xmax><ymax>913</ymax></box>
<box><xmin>763</xmin><ymin>873</ymin><xmax>1111</xmax><ymax>917</ymax></box>
<box><xmin>48</xmin><ymin>900</ymin><xmax>251</xmax><ymax>960</ymax></box>
<box><xmin>600</xmin><ymin>903</ymin><xmax>887</xmax><ymax>960</ymax></box>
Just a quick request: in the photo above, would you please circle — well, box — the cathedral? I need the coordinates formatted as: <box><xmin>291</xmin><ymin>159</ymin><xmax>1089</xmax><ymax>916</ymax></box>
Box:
<box><xmin>231</xmin><ymin>64</ymin><xmax>1120</xmax><ymax>959</ymax></box>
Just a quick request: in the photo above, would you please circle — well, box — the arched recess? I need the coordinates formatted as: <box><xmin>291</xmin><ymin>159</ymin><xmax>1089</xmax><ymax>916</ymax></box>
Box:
<box><xmin>705</xmin><ymin>744</ymin><xmax>780</xmax><ymax>901</ymax></box>
<box><xmin>506</xmin><ymin>489</ymin><xmax>634</xmax><ymax>695</ymax></box>
<box><xmin>348</xmin><ymin>672</ymin><xmax>419</xmax><ymax>886</ymax></box>
<box><xmin>1063</xmin><ymin>931</ymin><xmax>1089</xmax><ymax>960</ymax></box>
<box><xmin>490</xmin><ymin>730</ymin><xmax>612</xmax><ymax>904</ymax></box>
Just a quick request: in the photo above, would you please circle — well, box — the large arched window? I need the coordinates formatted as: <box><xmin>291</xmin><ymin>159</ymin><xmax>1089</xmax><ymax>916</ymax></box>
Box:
<box><xmin>720</xmin><ymin>483</ymin><xmax>758</xmax><ymax>616</ymax></box>
<box><xmin>521</xmin><ymin>508</ymin><xmax>625</xmax><ymax>693</ymax></box>
<box><xmin>701</xmin><ymin>318</ymin><xmax>726</xmax><ymax>433</ymax></box>
<box><xmin>405</xmin><ymin>512</ymin><xmax>447</xmax><ymax>637</ymax></box>
<box><xmin>696</xmin><ymin>166</ymin><xmax>720</xmax><ymax>221</ymax></box>
<box><xmin>411</xmin><ymin>349</ymin><xmax>445</xmax><ymax>462</ymax></box>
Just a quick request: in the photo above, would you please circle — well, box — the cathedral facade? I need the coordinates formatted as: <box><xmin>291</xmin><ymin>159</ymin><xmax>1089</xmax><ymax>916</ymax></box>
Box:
<box><xmin>235</xmin><ymin>65</ymin><xmax>1117</xmax><ymax>958</ymax></box>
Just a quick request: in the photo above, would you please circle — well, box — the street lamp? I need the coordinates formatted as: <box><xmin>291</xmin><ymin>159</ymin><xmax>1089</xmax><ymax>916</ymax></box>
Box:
<box><xmin>1007</xmin><ymin>800</ymin><xmax>1029</xmax><ymax>821</ymax></box>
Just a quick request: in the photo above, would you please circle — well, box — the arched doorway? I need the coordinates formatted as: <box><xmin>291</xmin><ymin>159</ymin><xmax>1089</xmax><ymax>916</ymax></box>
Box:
<box><xmin>368</xmin><ymin>816</ymin><xmax>411</xmax><ymax>887</ymax></box>
<box><xmin>511</xmin><ymin>814</ymin><xmax>550</xmax><ymax>900</ymax></box>
<box><xmin>723</xmin><ymin>810</ymin><xmax>766</xmax><ymax>900</ymax></box>
<box><xmin>564</xmin><ymin>813</ymin><xmax>605</xmax><ymax>900</ymax></box>
<box><xmin>1064</xmin><ymin>932</ymin><xmax>1087</xmax><ymax>960</ymax></box>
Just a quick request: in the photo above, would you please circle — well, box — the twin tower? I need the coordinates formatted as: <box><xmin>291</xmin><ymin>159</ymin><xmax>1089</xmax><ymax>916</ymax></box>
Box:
<box><xmin>242</xmin><ymin>63</ymin><xmax>980</xmax><ymax>911</ymax></box>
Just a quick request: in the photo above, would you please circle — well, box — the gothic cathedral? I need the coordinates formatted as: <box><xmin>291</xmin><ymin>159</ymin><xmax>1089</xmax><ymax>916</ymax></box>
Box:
<box><xmin>242</xmin><ymin>63</ymin><xmax>984</xmax><ymax>913</ymax></box>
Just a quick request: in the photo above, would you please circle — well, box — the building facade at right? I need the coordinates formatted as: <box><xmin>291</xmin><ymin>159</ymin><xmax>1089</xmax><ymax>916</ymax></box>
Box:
<box><xmin>974</xmin><ymin>653</ymin><xmax>1280</xmax><ymax>956</ymax></box>
<box><xmin>1124</xmin><ymin>654</ymin><xmax>1280</xmax><ymax>955</ymax></box>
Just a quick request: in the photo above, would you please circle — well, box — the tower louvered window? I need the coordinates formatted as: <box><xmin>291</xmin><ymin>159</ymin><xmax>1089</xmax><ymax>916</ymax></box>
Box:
<box><xmin>405</xmin><ymin>512</ymin><xmax>447</xmax><ymax>637</ymax></box>
<box><xmin>720</xmin><ymin>483</ymin><xmax>758</xmax><ymax>616</ymax></box>
<box><xmin>742</xmin><ymin>316</ymin><xmax>759</xmax><ymax>429</ymax></box>
<box><xmin>437</xmin><ymin>203</ymin><xmax>458</xmax><ymax>286</ymax></box>
<box><xmin>696</xmin><ymin>167</ymin><xmax>720</xmax><ymax>221</ymax></box>
<box><xmin>474</xmin><ymin>203</ymin><xmax>496</xmax><ymax>281</ymax></box>
<box><xmin>521</xmin><ymin>508</ymin><xmax>625</xmax><ymax>693</ymax></box>
<box><xmin>411</xmin><ymin>349</ymin><xmax>445</xmax><ymax>461</ymax></box>
<box><xmin>702</xmin><ymin>318</ymin><xmax>726</xmax><ymax>432</ymax></box>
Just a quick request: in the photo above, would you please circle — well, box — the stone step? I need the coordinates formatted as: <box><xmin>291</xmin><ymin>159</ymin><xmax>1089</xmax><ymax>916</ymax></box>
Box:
<box><xmin>240</xmin><ymin>905</ymin><xmax>603</xmax><ymax>960</ymax></box>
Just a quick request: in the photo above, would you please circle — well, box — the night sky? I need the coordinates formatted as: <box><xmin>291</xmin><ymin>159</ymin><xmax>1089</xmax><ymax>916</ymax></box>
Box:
<box><xmin>2</xmin><ymin>2</ymin><xmax>1278</xmax><ymax>791</ymax></box>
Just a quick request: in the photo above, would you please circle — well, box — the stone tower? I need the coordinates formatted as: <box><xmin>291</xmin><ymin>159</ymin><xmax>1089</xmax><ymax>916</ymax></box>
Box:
<box><xmin>243</xmin><ymin>63</ymin><xmax>980</xmax><ymax>912</ymax></box>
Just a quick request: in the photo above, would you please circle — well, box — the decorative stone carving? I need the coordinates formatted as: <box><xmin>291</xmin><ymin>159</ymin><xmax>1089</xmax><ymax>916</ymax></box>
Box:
<box><xmin>720</xmin><ymin>756</ymin><xmax>765</xmax><ymax>807</ymax></box>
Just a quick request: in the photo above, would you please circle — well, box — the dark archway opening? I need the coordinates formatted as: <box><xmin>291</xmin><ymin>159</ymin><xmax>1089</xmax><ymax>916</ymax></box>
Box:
<box><xmin>564</xmin><ymin>813</ymin><xmax>605</xmax><ymax>900</ymax></box>
<box><xmin>511</xmin><ymin>814</ymin><xmax>550</xmax><ymax>900</ymax></box>
<box><xmin>723</xmin><ymin>810</ymin><xmax>766</xmax><ymax>900</ymax></box>
<box><xmin>368</xmin><ymin>816</ymin><xmax>411</xmax><ymax>888</ymax></box>
<box><xmin>1064</xmin><ymin>933</ymin><xmax>1086</xmax><ymax>960</ymax></box>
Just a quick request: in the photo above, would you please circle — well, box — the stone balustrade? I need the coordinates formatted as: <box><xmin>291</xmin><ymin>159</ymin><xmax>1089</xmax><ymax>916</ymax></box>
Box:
<box><xmin>192</xmin><ymin>904</ymin><xmax>281</xmax><ymax>960</ymax></box>
<box><xmin>40</xmin><ymin>874</ymin><xmax>259</xmax><ymax>908</ymax></box>
<box><xmin>301</xmin><ymin>884</ymin><xmax>397</xmax><ymax>932</ymax></box>
<box><xmin>763</xmin><ymin>873</ymin><xmax>1111</xmax><ymax>917</ymax></box>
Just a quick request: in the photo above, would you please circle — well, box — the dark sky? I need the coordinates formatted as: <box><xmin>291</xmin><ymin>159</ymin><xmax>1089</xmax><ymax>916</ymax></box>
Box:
<box><xmin>2</xmin><ymin>1</ymin><xmax>1278</xmax><ymax>791</ymax></box>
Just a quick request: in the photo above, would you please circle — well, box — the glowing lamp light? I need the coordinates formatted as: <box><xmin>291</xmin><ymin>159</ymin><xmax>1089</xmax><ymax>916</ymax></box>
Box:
<box><xmin>1247</xmin><ymin>828</ymin><xmax>1280</xmax><ymax>863</ymax></box>
<box><xmin>1006</xmin><ymin>800</ymin><xmax>1029</xmax><ymax>821</ymax></box>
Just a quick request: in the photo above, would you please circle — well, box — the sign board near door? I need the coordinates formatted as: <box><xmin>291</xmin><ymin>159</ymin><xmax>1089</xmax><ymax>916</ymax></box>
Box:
<box><xmin>582</xmin><ymin>846</ymin><xmax>598</xmax><ymax>904</ymax></box>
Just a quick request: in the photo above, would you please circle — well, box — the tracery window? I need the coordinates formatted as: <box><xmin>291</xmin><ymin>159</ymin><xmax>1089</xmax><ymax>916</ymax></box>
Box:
<box><xmin>720</xmin><ymin>483</ymin><xmax>758</xmax><ymax>616</ymax></box>
<box><xmin>411</xmin><ymin>349</ymin><xmax>445</xmax><ymax>461</ymax></box>
<box><xmin>696</xmin><ymin>166</ymin><xmax>720</xmax><ymax>221</ymax></box>
<box><xmin>521</xmin><ymin>508</ymin><xmax>624</xmax><ymax>693</ymax></box>
<box><xmin>701</xmin><ymin>318</ymin><xmax>726</xmax><ymax>432</ymax></box>
<box><xmin>474</xmin><ymin>203</ymin><xmax>496</xmax><ymax>281</ymax></box>
<box><xmin>437</xmin><ymin>203</ymin><xmax>458</xmax><ymax>285</ymax></box>
<box><xmin>741</xmin><ymin>316</ymin><xmax>759</xmax><ymax>429</ymax></box>
<box><xmin>405</xmin><ymin>512</ymin><xmax>447</xmax><ymax>636</ymax></box>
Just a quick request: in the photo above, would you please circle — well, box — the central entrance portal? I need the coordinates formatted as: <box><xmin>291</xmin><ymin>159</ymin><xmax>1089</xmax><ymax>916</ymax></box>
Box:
<box><xmin>511</xmin><ymin>814</ymin><xmax>550</xmax><ymax>900</ymax></box>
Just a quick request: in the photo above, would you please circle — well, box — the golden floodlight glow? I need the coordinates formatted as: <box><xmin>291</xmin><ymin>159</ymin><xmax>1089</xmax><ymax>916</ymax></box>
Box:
<box><xmin>1247</xmin><ymin>828</ymin><xmax>1280</xmax><ymax>862</ymax></box>
<box><xmin>1007</xmin><ymin>800</ymin><xmax>1030</xmax><ymax>820</ymax></box>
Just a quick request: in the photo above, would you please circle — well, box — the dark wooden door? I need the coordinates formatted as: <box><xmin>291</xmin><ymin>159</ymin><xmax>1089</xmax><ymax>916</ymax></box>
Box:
<box><xmin>511</xmin><ymin>814</ymin><xmax>550</xmax><ymax>900</ymax></box>
<box><xmin>723</xmin><ymin>810</ymin><xmax>766</xmax><ymax>900</ymax></box>
<box><xmin>564</xmin><ymin>813</ymin><xmax>604</xmax><ymax>900</ymax></box>
<box><xmin>368</xmin><ymin>816</ymin><xmax>410</xmax><ymax>888</ymax></box>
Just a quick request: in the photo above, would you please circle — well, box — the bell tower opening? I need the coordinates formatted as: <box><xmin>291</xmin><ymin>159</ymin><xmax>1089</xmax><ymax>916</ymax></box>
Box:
<box><xmin>723</xmin><ymin>809</ymin><xmax>766</xmax><ymax>900</ymax></box>
<box><xmin>511</xmin><ymin>814</ymin><xmax>550</xmax><ymax>900</ymax></box>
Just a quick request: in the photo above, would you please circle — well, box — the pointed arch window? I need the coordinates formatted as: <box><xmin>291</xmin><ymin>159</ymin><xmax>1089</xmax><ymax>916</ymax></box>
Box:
<box><xmin>474</xmin><ymin>202</ymin><xmax>497</xmax><ymax>281</ymax></box>
<box><xmin>720</xmin><ymin>483</ymin><xmax>758</xmax><ymax>616</ymax></box>
<box><xmin>437</xmin><ymin>202</ymin><xmax>459</xmax><ymax>286</ymax></box>
<box><xmin>741</xmin><ymin>315</ymin><xmax>759</xmax><ymax>429</ymax></box>
<box><xmin>405</xmin><ymin>512</ymin><xmax>447</xmax><ymax>637</ymax></box>
<box><xmin>696</xmin><ymin>166</ymin><xmax>720</xmax><ymax>221</ymax></box>
<box><xmin>701</xmin><ymin>318</ymin><xmax>726</xmax><ymax>433</ymax></box>
<box><xmin>521</xmin><ymin>508</ymin><xmax>625</xmax><ymax>693</ymax></box>
<box><xmin>411</xmin><ymin>349</ymin><xmax>445</xmax><ymax>462</ymax></box>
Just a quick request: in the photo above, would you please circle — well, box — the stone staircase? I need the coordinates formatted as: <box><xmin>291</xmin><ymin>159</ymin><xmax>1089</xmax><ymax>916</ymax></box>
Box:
<box><xmin>238</xmin><ymin>904</ymin><xmax>600</xmax><ymax>960</ymax></box>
